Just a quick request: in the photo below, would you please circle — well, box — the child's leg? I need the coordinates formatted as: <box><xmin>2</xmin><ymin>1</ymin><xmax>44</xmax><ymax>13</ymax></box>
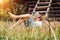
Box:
<box><xmin>8</xmin><ymin>12</ymin><xmax>30</xmax><ymax>19</ymax></box>
<box><xmin>16</xmin><ymin>14</ymin><xmax>30</xmax><ymax>18</ymax></box>
<box><xmin>10</xmin><ymin>18</ymin><xmax>27</xmax><ymax>29</ymax></box>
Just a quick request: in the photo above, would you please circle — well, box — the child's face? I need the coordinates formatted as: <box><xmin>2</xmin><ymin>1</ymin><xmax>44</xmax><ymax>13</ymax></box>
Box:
<box><xmin>33</xmin><ymin>12</ymin><xmax>41</xmax><ymax>21</ymax></box>
<box><xmin>34</xmin><ymin>17</ymin><xmax>41</xmax><ymax>21</ymax></box>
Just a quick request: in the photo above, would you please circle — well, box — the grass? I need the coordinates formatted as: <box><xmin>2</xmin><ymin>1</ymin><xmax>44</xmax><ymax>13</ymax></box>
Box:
<box><xmin>0</xmin><ymin>20</ymin><xmax>60</xmax><ymax>40</ymax></box>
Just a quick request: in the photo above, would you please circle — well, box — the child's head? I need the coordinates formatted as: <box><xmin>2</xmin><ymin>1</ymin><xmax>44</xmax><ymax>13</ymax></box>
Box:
<box><xmin>33</xmin><ymin>12</ymin><xmax>42</xmax><ymax>21</ymax></box>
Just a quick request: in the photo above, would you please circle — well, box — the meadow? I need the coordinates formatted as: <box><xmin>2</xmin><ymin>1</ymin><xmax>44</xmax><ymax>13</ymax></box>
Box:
<box><xmin>0</xmin><ymin>19</ymin><xmax>60</xmax><ymax>40</ymax></box>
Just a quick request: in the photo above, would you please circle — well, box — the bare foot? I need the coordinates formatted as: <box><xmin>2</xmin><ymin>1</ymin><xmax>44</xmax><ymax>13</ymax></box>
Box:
<box><xmin>8</xmin><ymin>12</ymin><xmax>17</xmax><ymax>19</ymax></box>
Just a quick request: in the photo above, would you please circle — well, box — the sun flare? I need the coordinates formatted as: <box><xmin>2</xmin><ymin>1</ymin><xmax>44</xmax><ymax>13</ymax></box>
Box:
<box><xmin>0</xmin><ymin>0</ymin><xmax>9</xmax><ymax>4</ymax></box>
<box><xmin>0</xmin><ymin>0</ymin><xmax>3</xmax><ymax>4</ymax></box>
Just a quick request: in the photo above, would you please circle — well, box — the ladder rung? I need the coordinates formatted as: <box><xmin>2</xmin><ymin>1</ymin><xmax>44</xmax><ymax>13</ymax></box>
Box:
<box><xmin>36</xmin><ymin>6</ymin><xmax>48</xmax><ymax>8</ymax></box>
<box><xmin>36</xmin><ymin>7</ymin><xmax>47</xmax><ymax>10</ymax></box>
<box><xmin>38</xmin><ymin>2</ymin><xmax>50</xmax><ymax>4</ymax></box>
<box><xmin>34</xmin><ymin>11</ymin><xmax>47</xmax><ymax>13</ymax></box>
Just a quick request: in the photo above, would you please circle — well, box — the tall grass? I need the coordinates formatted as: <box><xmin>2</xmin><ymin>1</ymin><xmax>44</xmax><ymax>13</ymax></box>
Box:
<box><xmin>0</xmin><ymin>20</ymin><xmax>60</xmax><ymax>40</ymax></box>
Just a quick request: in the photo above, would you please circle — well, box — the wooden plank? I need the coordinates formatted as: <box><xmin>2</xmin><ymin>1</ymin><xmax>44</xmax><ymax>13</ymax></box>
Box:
<box><xmin>49</xmin><ymin>14</ymin><xmax>60</xmax><ymax>17</ymax></box>
<box><xmin>27</xmin><ymin>1</ymin><xmax>37</xmax><ymax>3</ymax></box>
<box><xmin>34</xmin><ymin>11</ymin><xmax>47</xmax><ymax>13</ymax></box>
<box><xmin>38</xmin><ymin>2</ymin><xmax>50</xmax><ymax>4</ymax></box>
<box><xmin>50</xmin><ymin>7</ymin><xmax>60</xmax><ymax>10</ymax></box>
<box><xmin>36</xmin><ymin>6</ymin><xmax>48</xmax><ymax>9</ymax></box>
<box><xmin>50</xmin><ymin>10</ymin><xmax>60</xmax><ymax>12</ymax></box>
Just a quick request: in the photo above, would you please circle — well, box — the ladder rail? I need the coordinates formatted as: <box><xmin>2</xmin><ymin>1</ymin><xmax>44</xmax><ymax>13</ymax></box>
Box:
<box><xmin>45</xmin><ymin>0</ymin><xmax>57</xmax><ymax>40</ymax></box>
<box><xmin>32</xmin><ymin>0</ymin><xmax>40</xmax><ymax>15</ymax></box>
<box><xmin>45</xmin><ymin>0</ymin><xmax>52</xmax><ymax>18</ymax></box>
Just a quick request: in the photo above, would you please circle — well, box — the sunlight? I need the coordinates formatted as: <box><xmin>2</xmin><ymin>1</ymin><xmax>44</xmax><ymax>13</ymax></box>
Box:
<box><xmin>0</xmin><ymin>0</ymin><xmax>9</xmax><ymax>4</ymax></box>
<box><xmin>0</xmin><ymin>0</ymin><xmax>3</xmax><ymax>4</ymax></box>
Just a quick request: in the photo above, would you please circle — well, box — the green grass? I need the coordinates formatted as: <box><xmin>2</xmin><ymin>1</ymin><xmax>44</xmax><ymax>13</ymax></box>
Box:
<box><xmin>0</xmin><ymin>20</ymin><xmax>60</xmax><ymax>40</ymax></box>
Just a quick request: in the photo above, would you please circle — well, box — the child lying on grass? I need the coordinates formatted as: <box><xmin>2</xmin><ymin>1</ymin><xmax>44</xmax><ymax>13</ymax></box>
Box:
<box><xmin>8</xmin><ymin>12</ymin><xmax>49</xmax><ymax>29</ymax></box>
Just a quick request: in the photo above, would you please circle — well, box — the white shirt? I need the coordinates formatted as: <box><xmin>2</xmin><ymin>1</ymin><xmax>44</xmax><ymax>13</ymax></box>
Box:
<box><xmin>34</xmin><ymin>21</ymin><xmax>42</xmax><ymax>27</ymax></box>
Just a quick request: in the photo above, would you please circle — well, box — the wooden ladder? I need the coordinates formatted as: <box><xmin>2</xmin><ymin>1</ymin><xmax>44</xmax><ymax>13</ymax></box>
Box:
<box><xmin>30</xmin><ymin>0</ymin><xmax>52</xmax><ymax>19</ymax></box>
